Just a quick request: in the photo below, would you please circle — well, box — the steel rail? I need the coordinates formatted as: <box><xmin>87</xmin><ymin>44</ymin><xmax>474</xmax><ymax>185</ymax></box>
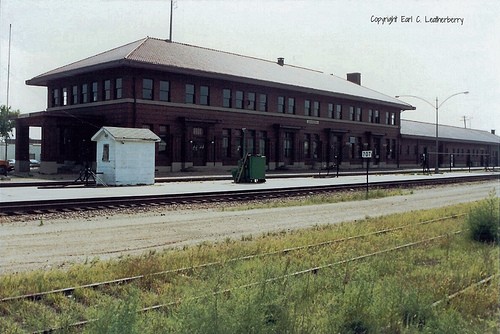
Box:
<box><xmin>1</xmin><ymin>174</ymin><xmax>497</xmax><ymax>216</ymax></box>
<box><xmin>34</xmin><ymin>230</ymin><xmax>465</xmax><ymax>334</ymax></box>
<box><xmin>1</xmin><ymin>215</ymin><xmax>463</xmax><ymax>304</ymax></box>
<box><xmin>431</xmin><ymin>273</ymin><xmax>500</xmax><ymax>307</ymax></box>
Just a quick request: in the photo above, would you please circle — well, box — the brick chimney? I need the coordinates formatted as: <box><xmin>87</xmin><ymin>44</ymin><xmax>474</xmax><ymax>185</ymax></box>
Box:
<box><xmin>277</xmin><ymin>57</ymin><xmax>284</xmax><ymax>66</ymax></box>
<box><xmin>347</xmin><ymin>72</ymin><xmax>361</xmax><ymax>85</ymax></box>
<box><xmin>492</xmin><ymin>130</ymin><xmax>496</xmax><ymax>135</ymax></box>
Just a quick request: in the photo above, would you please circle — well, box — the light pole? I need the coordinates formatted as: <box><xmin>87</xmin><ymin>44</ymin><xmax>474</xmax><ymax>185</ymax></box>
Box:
<box><xmin>396</xmin><ymin>91</ymin><xmax>469</xmax><ymax>173</ymax></box>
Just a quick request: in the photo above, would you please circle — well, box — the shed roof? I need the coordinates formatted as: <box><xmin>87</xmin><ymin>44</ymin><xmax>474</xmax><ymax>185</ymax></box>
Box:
<box><xmin>27</xmin><ymin>37</ymin><xmax>413</xmax><ymax>110</ymax></box>
<box><xmin>401</xmin><ymin>119</ymin><xmax>500</xmax><ymax>144</ymax></box>
<box><xmin>91</xmin><ymin>126</ymin><xmax>160</xmax><ymax>142</ymax></box>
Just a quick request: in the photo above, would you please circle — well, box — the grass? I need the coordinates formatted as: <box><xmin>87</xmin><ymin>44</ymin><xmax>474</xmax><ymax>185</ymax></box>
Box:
<box><xmin>0</xmin><ymin>196</ymin><xmax>498</xmax><ymax>333</ymax></box>
<box><xmin>221</xmin><ymin>188</ymin><xmax>411</xmax><ymax>211</ymax></box>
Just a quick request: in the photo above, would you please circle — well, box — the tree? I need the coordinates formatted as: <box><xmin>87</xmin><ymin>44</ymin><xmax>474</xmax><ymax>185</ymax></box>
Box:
<box><xmin>0</xmin><ymin>105</ymin><xmax>20</xmax><ymax>161</ymax></box>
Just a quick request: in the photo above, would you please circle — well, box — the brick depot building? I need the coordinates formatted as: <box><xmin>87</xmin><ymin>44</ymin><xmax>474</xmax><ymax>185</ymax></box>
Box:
<box><xmin>15</xmin><ymin>37</ymin><xmax>498</xmax><ymax>174</ymax></box>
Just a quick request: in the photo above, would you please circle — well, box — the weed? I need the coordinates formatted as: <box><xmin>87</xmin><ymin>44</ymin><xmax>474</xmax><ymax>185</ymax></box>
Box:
<box><xmin>84</xmin><ymin>289</ymin><xmax>140</xmax><ymax>334</ymax></box>
<box><xmin>467</xmin><ymin>191</ymin><xmax>499</xmax><ymax>243</ymax></box>
<box><xmin>1</xmin><ymin>201</ymin><xmax>498</xmax><ymax>333</ymax></box>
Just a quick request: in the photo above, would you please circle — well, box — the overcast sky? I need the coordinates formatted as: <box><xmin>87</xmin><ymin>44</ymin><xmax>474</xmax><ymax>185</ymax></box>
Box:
<box><xmin>0</xmin><ymin>0</ymin><xmax>498</xmax><ymax>137</ymax></box>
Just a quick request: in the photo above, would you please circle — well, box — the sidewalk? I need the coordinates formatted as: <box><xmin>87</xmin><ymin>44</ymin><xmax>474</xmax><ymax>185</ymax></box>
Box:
<box><xmin>1</xmin><ymin>166</ymin><xmax>493</xmax><ymax>185</ymax></box>
<box><xmin>1</xmin><ymin>170</ymin><xmax>498</xmax><ymax>204</ymax></box>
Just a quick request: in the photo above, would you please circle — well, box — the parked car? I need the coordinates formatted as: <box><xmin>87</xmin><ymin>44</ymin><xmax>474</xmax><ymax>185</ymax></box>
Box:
<box><xmin>7</xmin><ymin>159</ymin><xmax>15</xmax><ymax>171</ymax></box>
<box><xmin>30</xmin><ymin>159</ymin><xmax>40</xmax><ymax>168</ymax></box>
<box><xmin>0</xmin><ymin>160</ymin><xmax>11</xmax><ymax>175</ymax></box>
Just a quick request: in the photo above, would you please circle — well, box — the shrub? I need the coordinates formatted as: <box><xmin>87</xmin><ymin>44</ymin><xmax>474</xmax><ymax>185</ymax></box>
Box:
<box><xmin>467</xmin><ymin>192</ymin><xmax>499</xmax><ymax>243</ymax></box>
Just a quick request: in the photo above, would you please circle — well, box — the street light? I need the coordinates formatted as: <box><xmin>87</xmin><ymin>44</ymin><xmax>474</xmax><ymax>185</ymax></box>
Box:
<box><xmin>395</xmin><ymin>91</ymin><xmax>469</xmax><ymax>174</ymax></box>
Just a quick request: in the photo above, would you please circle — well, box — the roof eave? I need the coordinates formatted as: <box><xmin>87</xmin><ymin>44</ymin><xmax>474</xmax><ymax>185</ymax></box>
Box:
<box><xmin>26</xmin><ymin>59</ymin><xmax>127</xmax><ymax>86</ymax></box>
<box><xmin>26</xmin><ymin>57</ymin><xmax>416</xmax><ymax>110</ymax></box>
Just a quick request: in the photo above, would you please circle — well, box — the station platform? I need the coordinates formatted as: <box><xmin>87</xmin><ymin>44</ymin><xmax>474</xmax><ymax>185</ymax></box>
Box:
<box><xmin>1</xmin><ymin>170</ymin><xmax>498</xmax><ymax>204</ymax></box>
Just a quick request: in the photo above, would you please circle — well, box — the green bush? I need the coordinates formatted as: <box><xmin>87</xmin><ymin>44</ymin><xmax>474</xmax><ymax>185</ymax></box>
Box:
<box><xmin>467</xmin><ymin>193</ymin><xmax>499</xmax><ymax>243</ymax></box>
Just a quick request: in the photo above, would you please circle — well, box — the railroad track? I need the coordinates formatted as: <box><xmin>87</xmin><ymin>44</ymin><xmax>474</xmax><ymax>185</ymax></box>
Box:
<box><xmin>1</xmin><ymin>174</ymin><xmax>497</xmax><ymax>216</ymax></box>
<box><xmin>1</xmin><ymin>215</ymin><xmax>460</xmax><ymax>304</ymax></box>
<box><xmin>1</xmin><ymin>213</ymin><xmax>497</xmax><ymax>333</ymax></box>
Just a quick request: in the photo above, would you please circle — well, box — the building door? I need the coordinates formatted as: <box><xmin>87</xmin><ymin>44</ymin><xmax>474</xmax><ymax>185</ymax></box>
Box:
<box><xmin>373</xmin><ymin>138</ymin><xmax>381</xmax><ymax>165</ymax></box>
<box><xmin>330</xmin><ymin>134</ymin><xmax>343</xmax><ymax>167</ymax></box>
<box><xmin>191</xmin><ymin>127</ymin><xmax>206</xmax><ymax>166</ymax></box>
<box><xmin>283</xmin><ymin>131</ymin><xmax>294</xmax><ymax>166</ymax></box>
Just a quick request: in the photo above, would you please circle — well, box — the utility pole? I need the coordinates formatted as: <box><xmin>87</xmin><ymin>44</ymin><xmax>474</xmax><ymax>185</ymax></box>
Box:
<box><xmin>169</xmin><ymin>0</ymin><xmax>173</xmax><ymax>41</ymax></box>
<box><xmin>7</xmin><ymin>23</ymin><xmax>11</xmax><ymax>108</ymax></box>
<box><xmin>460</xmin><ymin>115</ymin><xmax>472</xmax><ymax>128</ymax></box>
<box><xmin>4</xmin><ymin>24</ymin><xmax>12</xmax><ymax>161</ymax></box>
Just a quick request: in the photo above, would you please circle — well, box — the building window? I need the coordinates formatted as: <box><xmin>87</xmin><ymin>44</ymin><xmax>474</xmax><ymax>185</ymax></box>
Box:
<box><xmin>102</xmin><ymin>144</ymin><xmax>109</xmax><ymax>162</ymax></box>
<box><xmin>349</xmin><ymin>137</ymin><xmax>356</xmax><ymax>158</ymax></box>
<box><xmin>356</xmin><ymin>107</ymin><xmax>362</xmax><ymax>122</ymax></box>
<box><xmin>92</xmin><ymin>81</ymin><xmax>98</xmax><ymax>102</ymax></box>
<box><xmin>390</xmin><ymin>112</ymin><xmax>396</xmax><ymax>125</ymax></box>
<box><xmin>385</xmin><ymin>112</ymin><xmax>390</xmax><ymax>125</ymax></box>
<box><xmin>304</xmin><ymin>134</ymin><xmax>311</xmax><ymax>158</ymax></box>
<box><xmin>143</xmin><ymin>79</ymin><xmax>153</xmax><ymax>100</ymax></box>
<box><xmin>246</xmin><ymin>130</ymin><xmax>255</xmax><ymax>155</ymax></box>
<box><xmin>247</xmin><ymin>92</ymin><xmax>256</xmax><ymax>110</ymax></box>
<box><xmin>103</xmin><ymin>80</ymin><xmax>111</xmax><ymax>100</ymax></box>
<box><xmin>313</xmin><ymin>101</ymin><xmax>320</xmax><ymax>117</ymax></box>
<box><xmin>387</xmin><ymin>139</ymin><xmax>396</xmax><ymax>159</ymax></box>
<box><xmin>62</xmin><ymin>88</ymin><xmax>68</xmax><ymax>106</ymax></box>
<box><xmin>222</xmin><ymin>129</ymin><xmax>231</xmax><ymax>158</ymax></box>
<box><xmin>223</xmin><ymin>89</ymin><xmax>232</xmax><ymax>108</ymax></box>
<box><xmin>349</xmin><ymin>106</ymin><xmax>355</xmax><ymax>121</ymax></box>
<box><xmin>81</xmin><ymin>84</ymin><xmax>88</xmax><ymax>103</ymax></box>
<box><xmin>335</xmin><ymin>104</ymin><xmax>342</xmax><ymax>119</ymax></box>
<box><xmin>159</xmin><ymin>80</ymin><xmax>170</xmax><ymax>101</ymax></box>
<box><xmin>185</xmin><ymin>84</ymin><xmax>195</xmax><ymax>104</ymax></box>
<box><xmin>313</xmin><ymin>134</ymin><xmax>320</xmax><ymax>159</ymax></box>
<box><xmin>159</xmin><ymin>125</ymin><xmax>168</xmax><ymax>154</ymax></box>
<box><xmin>115</xmin><ymin>78</ymin><xmax>123</xmax><ymax>99</ymax></box>
<box><xmin>287</xmin><ymin>97</ymin><xmax>295</xmax><ymax>114</ymax></box>
<box><xmin>277</xmin><ymin>96</ymin><xmax>285</xmax><ymax>113</ymax></box>
<box><xmin>258</xmin><ymin>94</ymin><xmax>267</xmax><ymax>111</ymax></box>
<box><xmin>258</xmin><ymin>131</ymin><xmax>266</xmax><ymax>155</ymax></box>
<box><xmin>72</xmin><ymin>85</ymin><xmax>78</xmax><ymax>104</ymax></box>
<box><xmin>235</xmin><ymin>90</ymin><xmax>244</xmax><ymax>109</ymax></box>
<box><xmin>368</xmin><ymin>109</ymin><xmax>373</xmax><ymax>123</ymax></box>
<box><xmin>193</xmin><ymin>127</ymin><xmax>204</xmax><ymax>136</ymax></box>
<box><xmin>328</xmin><ymin>103</ymin><xmax>333</xmax><ymax>118</ymax></box>
<box><xmin>304</xmin><ymin>100</ymin><xmax>311</xmax><ymax>116</ymax></box>
<box><xmin>284</xmin><ymin>132</ymin><xmax>293</xmax><ymax>158</ymax></box>
<box><xmin>357</xmin><ymin>137</ymin><xmax>363</xmax><ymax>158</ymax></box>
<box><xmin>200</xmin><ymin>85</ymin><xmax>209</xmax><ymax>105</ymax></box>
<box><xmin>51</xmin><ymin>88</ymin><xmax>60</xmax><ymax>107</ymax></box>
<box><xmin>374</xmin><ymin>109</ymin><xmax>380</xmax><ymax>123</ymax></box>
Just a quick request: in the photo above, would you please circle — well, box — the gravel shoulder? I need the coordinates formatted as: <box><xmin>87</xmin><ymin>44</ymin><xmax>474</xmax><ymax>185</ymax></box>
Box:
<box><xmin>1</xmin><ymin>181</ymin><xmax>498</xmax><ymax>274</ymax></box>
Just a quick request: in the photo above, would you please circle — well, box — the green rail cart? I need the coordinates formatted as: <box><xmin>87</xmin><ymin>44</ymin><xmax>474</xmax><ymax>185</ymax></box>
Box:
<box><xmin>232</xmin><ymin>154</ymin><xmax>266</xmax><ymax>183</ymax></box>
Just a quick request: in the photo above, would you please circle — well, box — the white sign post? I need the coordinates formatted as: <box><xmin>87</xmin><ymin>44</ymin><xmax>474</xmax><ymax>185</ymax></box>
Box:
<box><xmin>362</xmin><ymin>150</ymin><xmax>372</xmax><ymax>197</ymax></box>
<box><xmin>362</xmin><ymin>150</ymin><xmax>372</xmax><ymax>159</ymax></box>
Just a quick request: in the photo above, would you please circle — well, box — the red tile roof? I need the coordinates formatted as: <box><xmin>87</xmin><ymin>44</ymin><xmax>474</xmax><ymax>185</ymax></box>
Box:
<box><xmin>27</xmin><ymin>37</ymin><xmax>413</xmax><ymax>109</ymax></box>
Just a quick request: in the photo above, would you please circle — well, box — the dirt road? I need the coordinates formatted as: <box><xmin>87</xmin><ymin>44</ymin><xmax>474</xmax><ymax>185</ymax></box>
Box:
<box><xmin>1</xmin><ymin>181</ymin><xmax>498</xmax><ymax>274</ymax></box>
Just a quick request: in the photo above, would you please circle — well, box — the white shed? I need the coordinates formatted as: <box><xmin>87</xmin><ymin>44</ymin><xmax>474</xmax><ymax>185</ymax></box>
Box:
<box><xmin>91</xmin><ymin>127</ymin><xmax>160</xmax><ymax>186</ymax></box>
